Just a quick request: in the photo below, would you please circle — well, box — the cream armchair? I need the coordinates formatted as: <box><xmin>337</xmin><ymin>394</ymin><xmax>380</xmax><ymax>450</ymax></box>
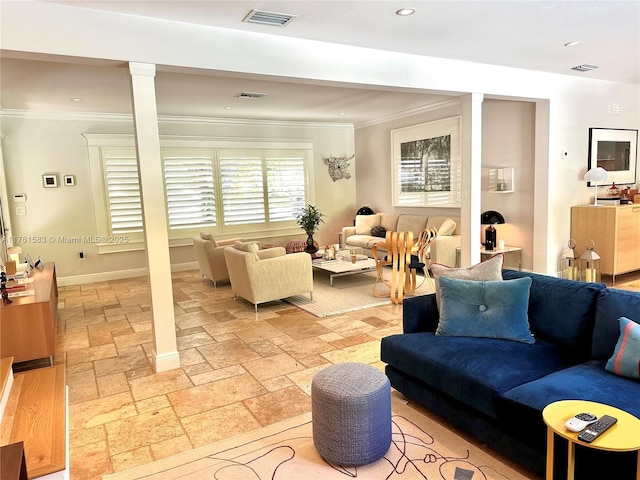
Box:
<box><xmin>193</xmin><ymin>233</ymin><xmax>246</xmax><ymax>287</ymax></box>
<box><xmin>224</xmin><ymin>242</ymin><xmax>313</xmax><ymax>312</ymax></box>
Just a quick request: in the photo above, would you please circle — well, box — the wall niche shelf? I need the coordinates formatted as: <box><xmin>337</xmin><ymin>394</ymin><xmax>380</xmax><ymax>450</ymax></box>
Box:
<box><xmin>485</xmin><ymin>167</ymin><xmax>514</xmax><ymax>193</ymax></box>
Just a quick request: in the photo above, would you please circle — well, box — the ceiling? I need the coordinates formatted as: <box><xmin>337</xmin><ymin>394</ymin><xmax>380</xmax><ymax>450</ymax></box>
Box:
<box><xmin>1</xmin><ymin>1</ymin><xmax>638</xmax><ymax>124</ymax></box>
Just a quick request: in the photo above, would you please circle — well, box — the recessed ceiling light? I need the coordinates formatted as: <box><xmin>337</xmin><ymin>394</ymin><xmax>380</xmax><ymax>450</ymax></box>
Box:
<box><xmin>396</xmin><ymin>8</ymin><xmax>416</xmax><ymax>16</ymax></box>
<box><xmin>70</xmin><ymin>97</ymin><xmax>81</xmax><ymax>102</ymax></box>
<box><xmin>339</xmin><ymin>112</ymin><xmax>346</xmax><ymax>116</ymax></box>
<box><xmin>564</xmin><ymin>41</ymin><xmax>583</xmax><ymax>47</ymax></box>
<box><xmin>224</xmin><ymin>106</ymin><xmax>232</xmax><ymax>110</ymax></box>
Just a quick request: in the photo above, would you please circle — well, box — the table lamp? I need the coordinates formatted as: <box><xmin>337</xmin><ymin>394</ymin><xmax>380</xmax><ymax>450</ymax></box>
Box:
<box><xmin>584</xmin><ymin>167</ymin><xmax>608</xmax><ymax>206</ymax></box>
<box><xmin>481</xmin><ymin>210</ymin><xmax>505</xmax><ymax>251</ymax></box>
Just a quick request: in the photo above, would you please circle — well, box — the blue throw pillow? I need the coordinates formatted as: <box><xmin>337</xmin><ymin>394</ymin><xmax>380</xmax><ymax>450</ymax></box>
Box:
<box><xmin>436</xmin><ymin>276</ymin><xmax>534</xmax><ymax>344</ymax></box>
<box><xmin>605</xmin><ymin>317</ymin><xmax>640</xmax><ymax>380</ymax></box>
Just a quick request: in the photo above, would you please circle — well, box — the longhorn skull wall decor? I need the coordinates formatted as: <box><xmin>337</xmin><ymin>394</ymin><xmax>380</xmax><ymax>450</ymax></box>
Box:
<box><xmin>324</xmin><ymin>155</ymin><xmax>354</xmax><ymax>182</ymax></box>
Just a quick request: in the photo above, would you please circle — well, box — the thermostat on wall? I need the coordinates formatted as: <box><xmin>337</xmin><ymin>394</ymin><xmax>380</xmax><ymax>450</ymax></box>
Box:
<box><xmin>13</xmin><ymin>193</ymin><xmax>26</xmax><ymax>202</ymax></box>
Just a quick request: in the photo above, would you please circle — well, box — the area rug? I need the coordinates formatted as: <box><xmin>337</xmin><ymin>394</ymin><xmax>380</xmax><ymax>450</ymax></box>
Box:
<box><xmin>103</xmin><ymin>396</ymin><xmax>534</xmax><ymax>480</ymax></box>
<box><xmin>284</xmin><ymin>268</ymin><xmax>434</xmax><ymax>317</ymax></box>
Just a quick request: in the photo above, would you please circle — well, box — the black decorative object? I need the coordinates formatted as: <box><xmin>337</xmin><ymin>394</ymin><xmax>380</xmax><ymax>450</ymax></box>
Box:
<box><xmin>1</xmin><ymin>272</ymin><xmax>12</xmax><ymax>305</ymax></box>
<box><xmin>481</xmin><ymin>210</ymin><xmax>505</xmax><ymax>251</ymax></box>
<box><xmin>356</xmin><ymin>206</ymin><xmax>374</xmax><ymax>216</ymax></box>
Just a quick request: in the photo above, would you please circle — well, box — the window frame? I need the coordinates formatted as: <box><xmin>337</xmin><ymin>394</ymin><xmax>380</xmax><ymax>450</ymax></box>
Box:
<box><xmin>85</xmin><ymin>134</ymin><xmax>316</xmax><ymax>253</ymax></box>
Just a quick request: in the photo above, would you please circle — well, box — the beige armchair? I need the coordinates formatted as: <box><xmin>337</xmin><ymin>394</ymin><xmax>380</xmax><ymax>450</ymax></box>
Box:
<box><xmin>224</xmin><ymin>242</ymin><xmax>313</xmax><ymax>312</ymax></box>
<box><xmin>193</xmin><ymin>233</ymin><xmax>246</xmax><ymax>287</ymax></box>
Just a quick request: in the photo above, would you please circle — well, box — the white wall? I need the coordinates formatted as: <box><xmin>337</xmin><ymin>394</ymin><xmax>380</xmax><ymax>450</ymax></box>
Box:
<box><xmin>0</xmin><ymin>114</ymin><xmax>355</xmax><ymax>282</ymax></box>
<box><xmin>1</xmin><ymin>1</ymin><xmax>639</xmax><ymax>276</ymax></box>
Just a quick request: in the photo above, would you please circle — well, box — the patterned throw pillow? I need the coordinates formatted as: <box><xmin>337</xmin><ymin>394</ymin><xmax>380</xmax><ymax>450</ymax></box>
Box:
<box><xmin>431</xmin><ymin>254</ymin><xmax>504</xmax><ymax>310</ymax></box>
<box><xmin>436</xmin><ymin>276</ymin><xmax>534</xmax><ymax>344</ymax></box>
<box><xmin>371</xmin><ymin>226</ymin><xmax>386</xmax><ymax>238</ymax></box>
<box><xmin>605</xmin><ymin>317</ymin><xmax>640</xmax><ymax>379</ymax></box>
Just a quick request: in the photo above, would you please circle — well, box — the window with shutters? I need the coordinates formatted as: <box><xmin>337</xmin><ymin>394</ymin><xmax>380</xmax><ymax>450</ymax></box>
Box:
<box><xmin>86</xmin><ymin>135</ymin><xmax>313</xmax><ymax>251</ymax></box>
<box><xmin>101</xmin><ymin>149</ymin><xmax>143</xmax><ymax>235</ymax></box>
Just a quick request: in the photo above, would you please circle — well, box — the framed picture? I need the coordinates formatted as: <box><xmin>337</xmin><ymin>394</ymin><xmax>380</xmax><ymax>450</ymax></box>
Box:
<box><xmin>587</xmin><ymin>128</ymin><xmax>638</xmax><ymax>185</ymax></box>
<box><xmin>391</xmin><ymin>116</ymin><xmax>461</xmax><ymax>207</ymax></box>
<box><xmin>64</xmin><ymin>175</ymin><xmax>75</xmax><ymax>186</ymax></box>
<box><xmin>42</xmin><ymin>174</ymin><xmax>58</xmax><ymax>188</ymax></box>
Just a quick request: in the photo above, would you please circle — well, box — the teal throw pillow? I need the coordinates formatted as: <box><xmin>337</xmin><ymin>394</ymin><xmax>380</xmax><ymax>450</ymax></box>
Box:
<box><xmin>605</xmin><ymin>317</ymin><xmax>640</xmax><ymax>380</ymax></box>
<box><xmin>436</xmin><ymin>276</ymin><xmax>534</xmax><ymax>344</ymax></box>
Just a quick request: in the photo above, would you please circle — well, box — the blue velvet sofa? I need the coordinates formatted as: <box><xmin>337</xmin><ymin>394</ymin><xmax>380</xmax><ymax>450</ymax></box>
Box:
<box><xmin>380</xmin><ymin>269</ymin><xmax>640</xmax><ymax>479</ymax></box>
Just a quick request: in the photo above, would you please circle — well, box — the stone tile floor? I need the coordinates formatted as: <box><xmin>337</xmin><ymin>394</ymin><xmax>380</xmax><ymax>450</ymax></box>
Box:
<box><xmin>57</xmin><ymin>269</ymin><xmax>403</xmax><ymax>479</ymax></box>
<box><xmin>56</xmin><ymin>268</ymin><xmax>640</xmax><ymax>479</ymax></box>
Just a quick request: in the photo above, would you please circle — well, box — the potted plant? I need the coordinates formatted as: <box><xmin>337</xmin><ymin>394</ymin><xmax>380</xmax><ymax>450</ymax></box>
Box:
<box><xmin>296</xmin><ymin>204</ymin><xmax>324</xmax><ymax>254</ymax></box>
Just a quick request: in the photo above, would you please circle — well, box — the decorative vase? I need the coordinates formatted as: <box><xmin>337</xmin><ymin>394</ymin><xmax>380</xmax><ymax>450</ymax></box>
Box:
<box><xmin>304</xmin><ymin>234</ymin><xmax>318</xmax><ymax>254</ymax></box>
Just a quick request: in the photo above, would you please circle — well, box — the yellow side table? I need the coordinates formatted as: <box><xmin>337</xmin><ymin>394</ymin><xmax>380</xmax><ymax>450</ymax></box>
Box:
<box><xmin>542</xmin><ymin>400</ymin><xmax>640</xmax><ymax>480</ymax></box>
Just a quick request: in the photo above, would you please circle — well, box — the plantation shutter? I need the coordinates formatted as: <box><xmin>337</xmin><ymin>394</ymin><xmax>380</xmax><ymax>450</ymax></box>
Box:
<box><xmin>266</xmin><ymin>156</ymin><xmax>306</xmax><ymax>222</ymax></box>
<box><xmin>163</xmin><ymin>151</ymin><xmax>216</xmax><ymax>230</ymax></box>
<box><xmin>219</xmin><ymin>155</ymin><xmax>265</xmax><ymax>225</ymax></box>
<box><xmin>102</xmin><ymin>149</ymin><xmax>143</xmax><ymax>234</ymax></box>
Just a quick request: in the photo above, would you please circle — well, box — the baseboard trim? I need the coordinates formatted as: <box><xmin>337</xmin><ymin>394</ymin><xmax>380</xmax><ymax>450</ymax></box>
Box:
<box><xmin>57</xmin><ymin>262</ymin><xmax>198</xmax><ymax>286</ymax></box>
<box><xmin>152</xmin><ymin>350</ymin><xmax>181</xmax><ymax>373</ymax></box>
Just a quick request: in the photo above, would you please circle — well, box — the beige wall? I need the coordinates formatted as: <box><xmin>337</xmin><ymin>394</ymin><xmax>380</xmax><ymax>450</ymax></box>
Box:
<box><xmin>355</xmin><ymin>99</ymin><xmax>536</xmax><ymax>270</ymax></box>
<box><xmin>1</xmin><ymin>115</ymin><xmax>355</xmax><ymax>283</ymax></box>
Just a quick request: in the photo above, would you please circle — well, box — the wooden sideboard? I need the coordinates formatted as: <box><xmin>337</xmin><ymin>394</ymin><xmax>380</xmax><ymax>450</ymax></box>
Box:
<box><xmin>571</xmin><ymin>205</ymin><xmax>640</xmax><ymax>282</ymax></box>
<box><xmin>0</xmin><ymin>263</ymin><xmax>58</xmax><ymax>363</ymax></box>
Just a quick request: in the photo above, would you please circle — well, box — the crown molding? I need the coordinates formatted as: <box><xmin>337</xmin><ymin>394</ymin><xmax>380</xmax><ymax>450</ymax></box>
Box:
<box><xmin>0</xmin><ymin>108</ymin><xmax>355</xmax><ymax>130</ymax></box>
<box><xmin>354</xmin><ymin>98</ymin><xmax>461</xmax><ymax>129</ymax></box>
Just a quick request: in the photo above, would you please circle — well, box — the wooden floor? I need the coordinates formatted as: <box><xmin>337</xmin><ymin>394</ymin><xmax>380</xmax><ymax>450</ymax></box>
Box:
<box><xmin>54</xmin><ymin>268</ymin><xmax>639</xmax><ymax>480</ymax></box>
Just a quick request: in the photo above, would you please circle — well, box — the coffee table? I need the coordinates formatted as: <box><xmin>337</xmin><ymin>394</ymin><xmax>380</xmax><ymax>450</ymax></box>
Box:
<box><xmin>542</xmin><ymin>399</ymin><xmax>640</xmax><ymax>480</ymax></box>
<box><xmin>312</xmin><ymin>256</ymin><xmax>378</xmax><ymax>287</ymax></box>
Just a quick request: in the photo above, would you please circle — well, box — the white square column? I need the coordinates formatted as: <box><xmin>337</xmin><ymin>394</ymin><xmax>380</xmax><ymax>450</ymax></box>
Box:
<box><xmin>460</xmin><ymin>93</ymin><xmax>484</xmax><ymax>268</ymax></box>
<box><xmin>129</xmin><ymin>62</ymin><xmax>180</xmax><ymax>372</ymax></box>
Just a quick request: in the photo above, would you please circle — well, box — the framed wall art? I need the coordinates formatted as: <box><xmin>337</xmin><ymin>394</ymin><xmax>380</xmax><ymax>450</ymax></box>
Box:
<box><xmin>391</xmin><ymin>116</ymin><xmax>461</xmax><ymax>207</ymax></box>
<box><xmin>587</xmin><ymin>128</ymin><xmax>638</xmax><ymax>185</ymax></box>
<box><xmin>42</xmin><ymin>174</ymin><xmax>58</xmax><ymax>188</ymax></box>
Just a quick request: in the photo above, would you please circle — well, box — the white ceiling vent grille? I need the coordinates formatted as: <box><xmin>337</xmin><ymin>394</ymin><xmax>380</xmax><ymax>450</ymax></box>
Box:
<box><xmin>234</xmin><ymin>91</ymin><xmax>268</xmax><ymax>99</ymax></box>
<box><xmin>243</xmin><ymin>9</ymin><xmax>297</xmax><ymax>27</ymax></box>
<box><xmin>571</xmin><ymin>64</ymin><xmax>599</xmax><ymax>72</ymax></box>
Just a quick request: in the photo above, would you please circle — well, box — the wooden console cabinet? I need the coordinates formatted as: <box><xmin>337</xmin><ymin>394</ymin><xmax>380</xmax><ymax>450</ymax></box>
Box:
<box><xmin>571</xmin><ymin>205</ymin><xmax>640</xmax><ymax>282</ymax></box>
<box><xmin>0</xmin><ymin>263</ymin><xmax>58</xmax><ymax>363</ymax></box>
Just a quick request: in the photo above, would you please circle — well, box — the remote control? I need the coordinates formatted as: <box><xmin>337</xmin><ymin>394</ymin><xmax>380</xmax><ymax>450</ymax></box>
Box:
<box><xmin>565</xmin><ymin>413</ymin><xmax>598</xmax><ymax>432</ymax></box>
<box><xmin>577</xmin><ymin>415</ymin><xmax>618</xmax><ymax>443</ymax></box>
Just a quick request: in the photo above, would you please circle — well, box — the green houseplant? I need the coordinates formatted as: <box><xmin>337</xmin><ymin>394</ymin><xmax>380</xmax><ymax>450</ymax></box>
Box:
<box><xmin>296</xmin><ymin>204</ymin><xmax>324</xmax><ymax>254</ymax></box>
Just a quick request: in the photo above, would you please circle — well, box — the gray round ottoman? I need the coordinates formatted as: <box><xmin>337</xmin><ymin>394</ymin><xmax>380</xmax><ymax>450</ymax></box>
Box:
<box><xmin>311</xmin><ymin>362</ymin><xmax>392</xmax><ymax>466</ymax></box>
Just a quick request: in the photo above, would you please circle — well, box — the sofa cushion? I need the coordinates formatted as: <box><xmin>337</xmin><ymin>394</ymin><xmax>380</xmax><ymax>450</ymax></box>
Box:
<box><xmin>592</xmin><ymin>288</ymin><xmax>640</xmax><ymax>360</ymax></box>
<box><xmin>200</xmin><ymin>232</ymin><xmax>217</xmax><ymax>246</ymax></box>
<box><xmin>381</xmin><ymin>333</ymin><xmax>577</xmax><ymax>418</ymax></box>
<box><xmin>233</xmin><ymin>241</ymin><xmax>260</xmax><ymax>260</ymax></box>
<box><xmin>436</xmin><ymin>218</ymin><xmax>457</xmax><ymax>236</ymax></box>
<box><xmin>396</xmin><ymin>214</ymin><xmax>427</xmax><ymax>236</ymax></box>
<box><xmin>426</xmin><ymin>216</ymin><xmax>460</xmax><ymax>235</ymax></box>
<box><xmin>431</xmin><ymin>254</ymin><xmax>504</xmax><ymax>309</ymax></box>
<box><xmin>499</xmin><ymin>360</ymin><xmax>640</xmax><ymax>422</ymax></box>
<box><xmin>355</xmin><ymin>214</ymin><xmax>381</xmax><ymax>234</ymax></box>
<box><xmin>437</xmin><ymin>276</ymin><xmax>534</xmax><ymax>344</ymax></box>
<box><xmin>503</xmin><ymin>270</ymin><xmax>606</xmax><ymax>360</ymax></box>
<box><xmin>379</xmin><ymin>213</ymin><xmax>401</xmax><ymax>232</ymax></box>
<box><xmin>605</xmin><ymin>317</ymin><xmax>640</xmax><ymax>379</ymax></box>
<box><xmin>345</xmin><ymin>234</ymin><xmax>377</xmax><ymax>249</ymax></box>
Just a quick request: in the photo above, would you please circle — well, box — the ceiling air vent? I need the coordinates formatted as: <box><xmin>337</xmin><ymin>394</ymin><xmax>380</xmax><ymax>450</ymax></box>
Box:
<box><xmin>234</xmin><ymin>91</ymin><xmax>268</xmax><ymax>99</ymax></box>
<box><xmin>571</xmin><ymin>64</ymin><xmax>599</xmax><ymax>72</ymax></box>
<box><xmin>243</xmin><ymin>9</ymin><xmax>297</xmax><ymax>27</ymax></box>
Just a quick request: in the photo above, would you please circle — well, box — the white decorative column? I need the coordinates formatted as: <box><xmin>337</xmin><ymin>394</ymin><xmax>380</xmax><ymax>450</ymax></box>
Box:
<box><xmin>460</xmin><ymin>93</ymin><xmax>484</xmax><ymax>267</ymax></box>
<box><xmin>128</xmin><ymin>62</ymin><xmax>180</xmax><ymax>372</ymax></box>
